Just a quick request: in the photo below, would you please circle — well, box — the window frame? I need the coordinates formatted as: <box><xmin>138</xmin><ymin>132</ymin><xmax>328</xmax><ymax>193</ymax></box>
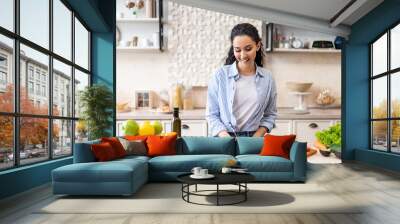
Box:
<box><xmin>370</xmin><ymin>20</ymin><xmax>400</xmax><ymax>154</ymax></box>
<box><xmin>0</xmin><ymin>0</ymin><xmax>92</xmax><ymax>171</ymax></box>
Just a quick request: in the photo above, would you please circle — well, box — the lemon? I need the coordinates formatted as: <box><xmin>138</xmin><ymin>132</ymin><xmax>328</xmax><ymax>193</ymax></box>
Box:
<box><xmin>139</xmin><ymin>121</ymin><xmax>155</xmax><ymax>135</ymax></box>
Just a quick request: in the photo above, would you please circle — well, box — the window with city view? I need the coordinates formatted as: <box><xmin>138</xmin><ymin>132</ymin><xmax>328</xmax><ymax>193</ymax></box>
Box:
<box><xmin>371</xmin><ymin>22</ymin><xmax>400</xmax><ymax>153</ymax></box>
<box><xmin>0</xmin><ymin>0</ymin><xmax>91</xmax><ymax>170</ymax></box>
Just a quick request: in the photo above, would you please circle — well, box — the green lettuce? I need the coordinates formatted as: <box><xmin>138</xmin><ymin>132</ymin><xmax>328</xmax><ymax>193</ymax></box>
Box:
<box><xmin>315</xmin><ymin>123</ymin><xmax>341</xmax><ymax>150</ymax></box>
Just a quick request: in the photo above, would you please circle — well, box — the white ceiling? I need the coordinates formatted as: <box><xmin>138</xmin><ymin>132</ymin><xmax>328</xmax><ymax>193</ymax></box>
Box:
<box><xmin>222</xmin><ymin>0</ymin><xmax>385</xmax><ymax>26</ymax></box>
<box><xmin>172</xmin><ymin>0</ymin><xmax>384</xmax><ymax>37</ymax></box>
<box><xmin>223</xmin><ymin>0</ymin><xmax>353</xmax><ymax>24</ymax></box>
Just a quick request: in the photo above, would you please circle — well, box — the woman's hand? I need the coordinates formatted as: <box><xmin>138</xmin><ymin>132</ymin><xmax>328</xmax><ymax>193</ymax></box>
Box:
<box><xmin>218</xmin><ymin>130</ymin><xmax>231</xmax><ymax>137</ymax></box>
<box><xmin>252</xmin><ymin>127</ymin><xmax>269</xmax><ymax>137</ymax></box>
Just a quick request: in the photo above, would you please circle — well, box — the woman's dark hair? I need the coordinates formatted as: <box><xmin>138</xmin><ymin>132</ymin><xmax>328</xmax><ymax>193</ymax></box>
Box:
<box><xmin>224</xmin><ymin>23</ymin><xmax>264</xmax><ymax>66</ymax></box>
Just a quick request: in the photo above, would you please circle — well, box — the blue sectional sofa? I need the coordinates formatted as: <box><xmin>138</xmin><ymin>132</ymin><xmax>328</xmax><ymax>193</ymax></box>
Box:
<box><xmin>52</xmin><ymin>137</ymin><xmax>307</xmax><ymax>196</ymax></box>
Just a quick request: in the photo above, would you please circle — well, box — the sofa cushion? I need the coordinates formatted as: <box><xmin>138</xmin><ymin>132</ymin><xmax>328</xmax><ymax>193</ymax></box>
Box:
<box><xmin>101</xmin><ymin>137</ymin><xmax>127</xmax><ymax>158</ymax></box>
<box><xmin>52</xmin><ymin>159</ymin><xmax>147</xmax><ymax>183</ymax></box>
<box><xmin>236</xmin><ymin>155</ymin><xmax>293</xmax><ymax>172</ymax></box>
<box><xmin>115</xmin><ymin>155</ymin><xmax>150</xmax><ymax>163</ymax></box>
<box><xmin>125</xmin><ymin>135</ymin><xmax>148</xmax><ymax>141</ymax></box>
<box><xmin>147</xmin><ymin>133</ymin><xmax>177</xmax><ymax>157</ymax></box>
<box><xmin>148</xmin><ymin>154</ymin><xmax>235</xmax><ymax>172</ymax></box>
<box><xmin>236</xmin><ymin>137</ymin><xmax>264</xmax><ymax>155</ymax></box>
<box><xmin>91</xmin><ymin>142</ymin><xmax>118</xmax><ymax>161</ymax></box>
<box><xmin>178</xmin><ymin>137</ymin><xmax>236</xmax><ymax>155</ymax></box>
<box><xmin>73</xmin><ymin>140</ymin><xmax>100</xmax><ymax>163</ymax></box>
<box><xmin>119</xmin><ymin>138</ymin><xmax>147</xmax><ymax>156</ymax></box>
<box><xmin>260</xmin><ymin>134</ymin><xmax>296</xmax><ymax>159</ymax></box>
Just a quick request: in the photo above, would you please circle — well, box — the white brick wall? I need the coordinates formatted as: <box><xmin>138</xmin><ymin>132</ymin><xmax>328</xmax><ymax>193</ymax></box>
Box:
<box><xmin>167</xmin><ymin>2</ymin><xmax>262</xmax><ymax>86</ymax></box>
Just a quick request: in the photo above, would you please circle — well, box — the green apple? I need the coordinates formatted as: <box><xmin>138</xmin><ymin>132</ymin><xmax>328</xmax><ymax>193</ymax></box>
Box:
<box><xmin>152</xmin><ymin>121</ymin><xmax>163</xmax><ymax>135</ymax></box>
<box><xmin>122</xmin><ymin>120</ymin><xmax>139</xmax><ymax>136</ymax></box>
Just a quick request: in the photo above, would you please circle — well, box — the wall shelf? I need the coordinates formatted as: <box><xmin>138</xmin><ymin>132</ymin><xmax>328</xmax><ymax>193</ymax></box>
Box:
<box><xmin>116</xmin><ymin>0</ymin><xmax>164</xmax><ymax>52</ymax></box>
<box><xmin>272</xmin><ymin>48</ymin><xmax>341</xmax><ymax>53</ymax></box>
<box><xmin>265</xmin><ymin>23</ymin><xmax>342</xmax><ymax>54</ymax></box>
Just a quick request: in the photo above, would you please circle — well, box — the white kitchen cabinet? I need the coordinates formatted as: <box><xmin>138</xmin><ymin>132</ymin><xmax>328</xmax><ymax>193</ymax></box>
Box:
<box><xmin>162</xmin><ymin>121</ymin><xmax>172</xmax><ymax>133</ymax></box>
<box><xmin>181</xmin><ymin>120</ymin><xmax>208</xmax><ymax>136</ymax></box>
<box><xmin>116</xmin><ymin>121</ymin><xmax>125</xmax><ymax>136</ymax></box>
<box><xmin>292</xmin><ymin>120</ymin><xmax>335</xmax><ymax>144</ymax></box>
<box><xmin>117</xmin><ymin>118</ymin><xmax>339</xmax><ymax>140</ymax></box>
<box><xmin>270</xmin><ymin>120</ymin><xmax>292</xmax><ymax>135</ymax></box>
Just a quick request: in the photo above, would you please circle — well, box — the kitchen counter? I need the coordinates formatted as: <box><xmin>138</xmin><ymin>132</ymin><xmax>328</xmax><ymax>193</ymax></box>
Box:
<box><xmin>117</xmin><ymin>108</ymin><xmax>341</xmax><ymax>120</ymax></box>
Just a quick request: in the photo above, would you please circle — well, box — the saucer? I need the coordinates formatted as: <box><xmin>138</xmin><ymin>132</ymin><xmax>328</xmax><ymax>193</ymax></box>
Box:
<box><xmin>190</xmin><ymin>174</ymin><xmax>215</xmax><ymax>179</ymax></box>
<box><xmin>232</xmin><ymin>170</ymin><xmax>249</xmax><ymax>174</ymax></box>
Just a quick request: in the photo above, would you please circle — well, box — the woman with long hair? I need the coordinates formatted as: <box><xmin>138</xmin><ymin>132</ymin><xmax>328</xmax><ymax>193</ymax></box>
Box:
<box><xmin>206</xmin><ymin>23</ymin><xmax>277</xmax><ymax>137</ymax></box>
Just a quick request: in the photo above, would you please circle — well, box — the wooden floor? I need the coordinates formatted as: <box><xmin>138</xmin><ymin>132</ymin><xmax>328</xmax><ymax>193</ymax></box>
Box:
<box><xmin>1</xmin><ymin>162</ymin><xmax>400</xmax><ymax>224</ymax></box>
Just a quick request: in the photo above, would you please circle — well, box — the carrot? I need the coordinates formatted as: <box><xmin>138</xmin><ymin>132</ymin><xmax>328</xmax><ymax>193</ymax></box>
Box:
<box><xmin>314</xmin><ymin>140</ymin><xmax>327</xmax><ymax>150</ymax></box>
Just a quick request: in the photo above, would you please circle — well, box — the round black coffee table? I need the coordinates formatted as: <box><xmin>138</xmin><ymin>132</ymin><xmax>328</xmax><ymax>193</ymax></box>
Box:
<box><xmin>177</xmin><ymin>173</ymin><xmax>255</xmax><ymax>206</ymax></box>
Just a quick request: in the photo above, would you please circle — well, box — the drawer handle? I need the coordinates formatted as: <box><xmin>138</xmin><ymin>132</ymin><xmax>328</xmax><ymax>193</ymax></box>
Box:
<box><xmin>182</xmin><ymin>124</ymin><xmax>189</xmax><ymax>129</ymax></box>
<box><xmin>309</xmin><ymin>123</ymin><xmax>318</xmax><ymax>128</ymax></box>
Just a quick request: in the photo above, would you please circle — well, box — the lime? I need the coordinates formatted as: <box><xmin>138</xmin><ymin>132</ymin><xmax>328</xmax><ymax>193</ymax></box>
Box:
<box><xmin>122</xmin><ymin>120</ymin><xmax>139</xmax><ymax>136</ymax></box>
<box><xmin>152</xmin><ymin>121</ymin><xmax>163</xmax><ymax>135</ymax></box>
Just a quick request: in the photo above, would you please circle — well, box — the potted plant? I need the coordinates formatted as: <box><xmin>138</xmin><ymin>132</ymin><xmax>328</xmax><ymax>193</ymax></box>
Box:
<box><xmin>79</xmin><ymin>84</ymin><xmax>114</xmax><ymax>140</ymax></box>
<box><xmin>315</xmin><ymin>123</ymin><xmax>341</xmax><ymax>158</ymax></box>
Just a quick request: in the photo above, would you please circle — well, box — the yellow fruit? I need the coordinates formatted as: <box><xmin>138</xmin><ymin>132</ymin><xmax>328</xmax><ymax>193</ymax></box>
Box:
<box><xmin>139</xmin><ymin>121</ymin><xmax>155</xmax><ymax>136</ymax></box>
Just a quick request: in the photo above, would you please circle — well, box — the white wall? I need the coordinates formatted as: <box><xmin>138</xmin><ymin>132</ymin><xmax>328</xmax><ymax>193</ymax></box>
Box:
<box><xmin>116</xmin><ymin>52</ymin><xmax>170</xmax><ymax>106</ymax></box>
<box><xmin>265</xmin><ymin>53</ymin><xmax>341</xmax><ymax>108</ymax></box>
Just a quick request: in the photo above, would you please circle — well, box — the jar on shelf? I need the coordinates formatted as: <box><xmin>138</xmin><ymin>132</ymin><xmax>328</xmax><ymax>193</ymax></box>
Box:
<box><xmin>170</xmin><ymin>82</ymin><xmax>183</xmax><ymax>110</ymax></box>
<box><xmin>183</xmin><ymin>86</ymin><xmax>194</xmax><ymax>110</ymax></box>
<box><xmin>145</xmin><ymin>0</ymin><xmax>153</xmax><ymax>18</ymax></box>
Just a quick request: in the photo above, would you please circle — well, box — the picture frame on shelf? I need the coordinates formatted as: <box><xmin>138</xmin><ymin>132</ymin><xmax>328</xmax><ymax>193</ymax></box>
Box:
<box><xmin>134</xmin><ymin>90</ymin><xmax>156</xmax><ymax>109</ymax></box>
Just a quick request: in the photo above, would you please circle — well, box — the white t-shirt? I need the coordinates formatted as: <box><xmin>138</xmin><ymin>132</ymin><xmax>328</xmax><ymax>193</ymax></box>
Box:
<box><xmin>232</xmin><ymin>74</ymin><xmax>258</xmax><ymax>131</ymax></box>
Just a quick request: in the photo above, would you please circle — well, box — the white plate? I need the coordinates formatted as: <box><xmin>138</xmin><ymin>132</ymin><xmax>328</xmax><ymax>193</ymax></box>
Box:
<box><xmin>231</xmin><ymin>168</ymin><xmax>248</xmax><ymax>172</ymax></box>
<box><xmin>232</xmin><ymin>170</ymin><xmax>249</xmax><ymax>174</ymax></box>
<box><xmin>190</xmin><ymin>174</ymin><xmax>215</xmax><ymax>179</ymax></box>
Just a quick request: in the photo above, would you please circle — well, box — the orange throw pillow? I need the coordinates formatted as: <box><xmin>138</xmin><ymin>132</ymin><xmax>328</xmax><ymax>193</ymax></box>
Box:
<box><xmin>101</xmin><ymin>137</ymin><xmax>127</xmax><ymax>158</ymax></box>
<box><xmin>146</xmin><ymin>133</ymin><xmax>177</xmax><ymax>157</ymax></box>
<box><xmin>260</xmin><ymin>134</ymin><xmax>296</xmax><ymax>159</ymax></box>
<box><xmin>91</xmin><ymin>142</ymin><xmax>117</xmax><ymax>161</ymax></box>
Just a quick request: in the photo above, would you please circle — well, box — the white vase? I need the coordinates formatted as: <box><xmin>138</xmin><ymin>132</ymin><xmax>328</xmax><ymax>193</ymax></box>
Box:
<box><xmin>145</xmin><ymin>0</ymin><xmax>153</xmax><ymax>18</ymax></box>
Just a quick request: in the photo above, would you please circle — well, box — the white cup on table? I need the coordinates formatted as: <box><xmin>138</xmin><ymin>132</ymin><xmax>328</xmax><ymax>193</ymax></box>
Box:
<box><xmin>191</xmin><ymin>167</ymin><xmax>202</xmax><ymax>176</ymax></box>
<box><xmin>200</xmin><ymin>169</ymin><xmax>208</xmax><ymax>176</ymax></box>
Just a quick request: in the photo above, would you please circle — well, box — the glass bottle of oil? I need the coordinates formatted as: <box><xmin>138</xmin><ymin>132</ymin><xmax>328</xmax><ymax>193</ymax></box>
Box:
<box><xmin>172</xmin><ymin>107</ymin><xmax>181</xmax><ymax>137</ymax></box>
